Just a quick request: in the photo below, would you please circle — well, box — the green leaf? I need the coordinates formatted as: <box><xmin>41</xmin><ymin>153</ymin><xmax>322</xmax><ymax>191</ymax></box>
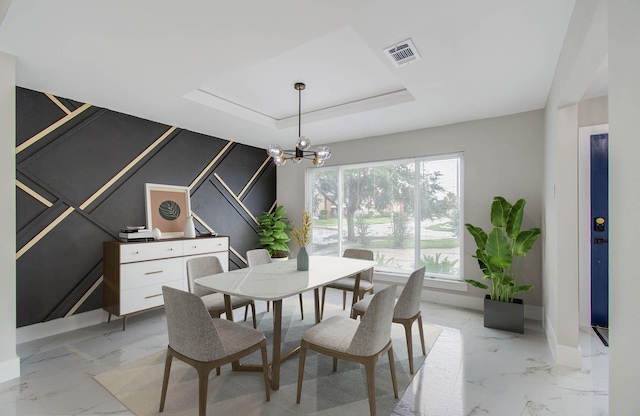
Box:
<box><xmin>490</xmin><ymin>196</ymin><xmax>510</xmax><ymax>228</ymax></box>
<box><xmin>506</xmin><ymin>199</ymin><xmax>525</xmax><ymax>239</ymax></box>
<box><xmin>486</xmin><ymin>228</ymin><xmax>513</xmax><ymax>268</ymax></box>
<box><xmin>512</xmin><ymin>228</ymin><xmax>541</xmax><ymax>256</ymax></box>
<box><xmin>512</xmin><ymin>285</ymin><xmax>533</xmax><ymax>294</ymax></box>
<box><xmin>465</xmin><ymin>279</ymin><xmax>489</xmax><ymax>290</ymax></box>
<box><xmin>465</xmin><ymin>224</ymin><xmax>488</xmax><ymax>251</ymax></box>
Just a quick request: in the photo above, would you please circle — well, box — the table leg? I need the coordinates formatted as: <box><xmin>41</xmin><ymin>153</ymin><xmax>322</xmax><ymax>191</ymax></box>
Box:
<box><xmin>224</xmin><ymin>295</ymin><xmax>241</xmax><ymax>370</ymax></box>
<box><xmin>314</xmin><ymin>288</ymin><xmax>321</xmax><ymax>324</ymax></box>
<box><xmin>271</xmin><ymin>299</ymin><xmax>283</xmax><ymax>390</ymax></box>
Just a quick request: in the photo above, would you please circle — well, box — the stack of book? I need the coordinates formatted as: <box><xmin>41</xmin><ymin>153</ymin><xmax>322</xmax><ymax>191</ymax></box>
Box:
<box><xmin>119</xmin><ymin>227</ymin><xmax>154</xmax><ymax>242</ymax></box>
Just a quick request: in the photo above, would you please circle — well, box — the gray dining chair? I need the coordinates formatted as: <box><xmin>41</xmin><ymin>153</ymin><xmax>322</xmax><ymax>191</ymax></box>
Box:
<box><xmin>159</xmin><ymin>286</ymin><xmax>270</xmax><ymax>416</ymax></box>
<box><xmin>186</xmin><ymin>255</ymin><xmax>257</xmax><ymax>328</ymax></box>
<box><xmin>320</xmin><ymin>248</ymin><xmax>374</xmax><ymax>319</ymax></box>
<box><xmin>352</xmin><ymin>266</ymin><xmax>426</xmax><ymax>374</ymax></box>
<box><xmin>296</xmin><ymin>284</ymin><xmax>398</xmax><ymax>416</ymax></box>
<box><xmin>246</xmin><ymin>248</ymin><xmax>304</xmax><ymax>319</ymax></box>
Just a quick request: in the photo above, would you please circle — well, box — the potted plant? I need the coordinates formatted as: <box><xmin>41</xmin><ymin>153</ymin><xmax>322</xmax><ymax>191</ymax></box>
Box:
<box><xmin>465</xmin><ymin>196</ymin><xmax>541</xmax><ymax>333</ymax></box>
<box><xmin>256</xmin><ymin>205</ymin><xmax>292</xmax><ymax>260</ymax></box>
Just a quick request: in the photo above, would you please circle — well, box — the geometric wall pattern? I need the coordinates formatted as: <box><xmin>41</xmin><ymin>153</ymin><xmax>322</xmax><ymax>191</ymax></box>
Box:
<box><xmin>15</xmin><ymin>87</ymin><xmax>277</xmax><ymax>327</ymax></box>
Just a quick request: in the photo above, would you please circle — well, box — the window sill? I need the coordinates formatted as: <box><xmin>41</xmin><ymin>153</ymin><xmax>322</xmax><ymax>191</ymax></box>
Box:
<box><xmin>373</xmin><ymin>271</ymin><xmax>468</xmax><ymax>292</ymax></box>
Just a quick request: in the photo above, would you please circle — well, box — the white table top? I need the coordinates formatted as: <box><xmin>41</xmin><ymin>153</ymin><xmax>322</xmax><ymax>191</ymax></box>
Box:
<box><xmin>194</xmin><ymin>256</ymin><xmax>375</xmax><ymax>301</ymax></box>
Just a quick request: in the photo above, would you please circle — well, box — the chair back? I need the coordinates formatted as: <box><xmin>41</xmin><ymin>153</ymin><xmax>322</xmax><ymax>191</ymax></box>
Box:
<box><xmin>394</xmin><ymin>267</ymin><xmax>425</xmax><ymax>319</ymax></box>
<box><xmin>247</xmin><ymin>249</ymin><xmax>272</xmax><ymax>267</ymax></box>
<box><xmin>347</xmin><ymin>284</ymin><xmax>397</xmax><ymax>356</ymax></box>
<box><xmin>186</xmin><ymin>256</ymin><xmax>224</xmax><ymax>297</ymax></box>
<box><xmin>162</xmin><ymin>286</ymin><xmax>226</xmax><ymax>361</ymax></box>
<box><xmin>343</xmin><ymin>249</ymin><xmax>374</xmax><ymax>283</ymax></box>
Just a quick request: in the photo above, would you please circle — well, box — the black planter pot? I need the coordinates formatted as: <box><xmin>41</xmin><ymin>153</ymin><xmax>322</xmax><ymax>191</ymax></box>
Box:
<box><xmin>483</xmin><ymin>295</ymin><xmax>524</xmax><ymax>334</ymax></box>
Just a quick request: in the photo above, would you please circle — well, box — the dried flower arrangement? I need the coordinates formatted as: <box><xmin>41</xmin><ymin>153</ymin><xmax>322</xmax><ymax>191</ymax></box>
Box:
<box><xmin>291</xmin><ymin>211</ymin><xmax>311</xmax><ymax>247</ymax></box>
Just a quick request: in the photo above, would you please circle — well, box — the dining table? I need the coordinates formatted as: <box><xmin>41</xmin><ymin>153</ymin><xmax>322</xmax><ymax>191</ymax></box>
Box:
<box><xmin>194</xmin><ymin>255</ymin><xmax>375</xmax><ymax>390</ymax></box>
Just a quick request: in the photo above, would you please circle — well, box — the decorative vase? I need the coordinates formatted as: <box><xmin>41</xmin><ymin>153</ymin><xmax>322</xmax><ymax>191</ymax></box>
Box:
<box><xmin>152</xmin><ymin>228</ymin><xmax>162</xmax><ymax>240</ymax></box>
<box><xmin>297</xmin><ymin>246</ymin><xmax>309</xmax><ymax>271</ymax></box>
<box><xmin>183</xmin><ymin>216</ymin><xmax>196</xmax><ymax>238</ymax></box>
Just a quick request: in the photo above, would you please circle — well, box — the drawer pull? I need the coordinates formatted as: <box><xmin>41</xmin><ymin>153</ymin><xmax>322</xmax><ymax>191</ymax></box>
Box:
<box><xmin>145</xmin><ymin>270</ymin><xmax>163</xmax><ymax>275</ymax></box>
<box><xmin>145</xmin><ymin>293</ymin><xmax>163</xmax><ymax>299</ymax></box>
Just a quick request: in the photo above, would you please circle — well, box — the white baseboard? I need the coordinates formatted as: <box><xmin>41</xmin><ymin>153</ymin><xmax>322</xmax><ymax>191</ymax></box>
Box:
<box><xmin>17</xmin><ymin>309</ymin><xmax>108</xmax><ymax>344</ymax></box>
<box><xmin>0</xmin><ymin>355</ymin><xmax>20</xmax><ymax>383</ymax></box>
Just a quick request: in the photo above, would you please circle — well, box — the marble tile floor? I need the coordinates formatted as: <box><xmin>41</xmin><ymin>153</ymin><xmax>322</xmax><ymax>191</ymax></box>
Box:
<box><xmin>0</xmin><ymin>291</ymin><xmax>609</xmax><ymax>416</ymax></box>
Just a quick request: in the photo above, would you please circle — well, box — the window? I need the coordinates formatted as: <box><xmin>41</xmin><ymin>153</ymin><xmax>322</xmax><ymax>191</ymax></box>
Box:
<box><xmin>306</xmin><ymin>153</ymin><xmax>463</xmax><ymax>279</ymax></box>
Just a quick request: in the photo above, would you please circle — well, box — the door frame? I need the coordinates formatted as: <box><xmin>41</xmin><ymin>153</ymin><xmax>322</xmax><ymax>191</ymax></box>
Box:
<box><xmin>578</xmin><ymin>123</ymin><xmax>609</xmax><ymax>327</ymax></box>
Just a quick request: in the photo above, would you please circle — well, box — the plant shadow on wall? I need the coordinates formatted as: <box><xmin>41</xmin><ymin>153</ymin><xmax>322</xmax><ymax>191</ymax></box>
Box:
<box><xmin>465</xmin><ymin>196</ymin><xmax>541</xmax><ymax>334</ymax></box>
<box><xmin>256</xmin><ymin>206</ymin><xmax>292</xmax><ymax>259</ymax></box>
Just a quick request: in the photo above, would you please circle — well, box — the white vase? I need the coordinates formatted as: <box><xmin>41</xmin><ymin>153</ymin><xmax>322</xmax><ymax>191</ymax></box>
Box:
<box><xmin>184</xmin><ymin>216</ymin><xmax>196</xmax><ymax>238</ymax></box>
<box><xmin>152</xmin><ymin>228</ymin><xmax>162</xmax><ymax>240</ymax></box>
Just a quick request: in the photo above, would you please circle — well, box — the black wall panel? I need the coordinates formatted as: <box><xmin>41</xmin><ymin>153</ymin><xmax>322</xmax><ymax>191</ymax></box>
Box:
<box><xmin>15</xmin><ymin>87</ymin><xmax>276</xmax><ymax>327</ymax></box>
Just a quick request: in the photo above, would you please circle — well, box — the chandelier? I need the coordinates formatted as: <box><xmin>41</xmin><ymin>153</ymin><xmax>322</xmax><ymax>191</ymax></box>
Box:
<box><xmin>267</xmin><ymin>82</ymin><xmax>331</xmax><ymax>167</ymax></box>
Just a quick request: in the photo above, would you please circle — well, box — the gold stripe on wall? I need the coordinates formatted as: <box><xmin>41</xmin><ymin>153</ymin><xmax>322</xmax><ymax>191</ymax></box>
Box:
<box><xmin>79</xmin><ymin>126</ymin><xmax>177</xmax><ymax>210</ymax></box>
<box><xmin>188</xmin><ymin>141</ymin><xmax>234</xmax><ymax>190</ymax></box>
<box><xmin>45</xmin><ymin>93</ymin><xmax>72</xmax><ymax>115</ymax></box>
<box><xmin>15</xmin><ymin>103</ymin><xmax>92</xmax><ymax>154</ymax></box>
<box><xmin>191</xmin><ymin>212</ymin><xmax>217</xmax><ymax>235</ymax></box>
<box><xmin>238</xmin><ymin>156</ymin><xmax>271</xmax><ymax>199</ymax></box>
<box><xmin>65</xmin><ymin>276</ymin><xmax>103</xmax><ymax>317</ymax></box>
<box><xmin>15</xmin><ymin>180</ymin><xmax>53</xmax><ymax>207</ymax></box>
<box><xmin>230</xmin><ymin>246</ymin><xmax>247</xmax><ymax>265</ymax></box>
<box><xmin>16</xmin><ymin>206</ymin><xmax>74</xmax><ymax>260</ymax></box>
<box><xmin>214</xmin><ymin>173</ymin><xmax>258</xmax><ymax>224</ymax></box>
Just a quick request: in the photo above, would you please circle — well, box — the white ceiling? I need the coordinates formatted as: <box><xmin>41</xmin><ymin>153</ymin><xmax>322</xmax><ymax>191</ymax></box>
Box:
<box><xmin>1</xmin><ymin>0</ymin><xmax>598</xmax><ymax>151</ymax></box>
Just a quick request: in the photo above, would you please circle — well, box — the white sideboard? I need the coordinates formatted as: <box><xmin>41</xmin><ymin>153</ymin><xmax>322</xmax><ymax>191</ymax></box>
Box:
<box><xmin>103</xmin><ymin>236</ymin><xmax>229</xmax><ymax>330</ymax></box>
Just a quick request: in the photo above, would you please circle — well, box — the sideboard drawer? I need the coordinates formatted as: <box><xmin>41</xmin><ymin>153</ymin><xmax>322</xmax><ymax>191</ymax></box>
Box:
<box><xmin>120</xmin><ymin>279</ymin><xmax>183</xmax><ymax>315</ymax></box>
<box><xmin>120</xmin><ymin>241</ymin><xmax>183</xmax><ymax>263</ymax></box>
<box><xmin>120</xmin><ymin>258</ymin><xmax>183</xmax><ymax>291</ymax></box>
<box><xmin>183</xmin><ymin>237</ymin><xmax>228</xmax><ymax>256</ymax></box>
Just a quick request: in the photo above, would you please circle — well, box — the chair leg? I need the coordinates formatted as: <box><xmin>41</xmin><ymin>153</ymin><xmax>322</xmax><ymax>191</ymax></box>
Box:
<box><xmin>299</xmin><ymin>293</ymin><xmax>304</xmax><ymax>320</ymax></box>
<box><xmin>196</xmin><ymin>365</ymin><xmax>211</xmax><ymax>416</ymax></box>
<box><xmin>159</xmin><ymin>351</ymin><xmax>173</xmax><ymax>412</ymax></box>
<box><xmin>402</xmin><ymin>321</ymin><xmax>415</xmax><ymax>374</ymax></box>
<box><xmin>342</xmin><ymin>290</ymin><xmax>347</xmax><ymax>310</ymax></box>
<box><xmin>250</xmin><ymin>302</ymin><xmax>257</xmax><ymax>329</ymax></box>
<box><xmin>296</xmin><ymin>341</ymin><xmax>308</xmax><ymax>404</ymax></box>
<box><xmin>388</xmin><ymin>345</ymin><xmax>399</xmax><ymax>398</ymax></box>
<box><xmin>364</xmin><ymin>358</ymin><xmax>377</xmax><ymax>416</ymax></box>
<box><xmin>267</xmin><ymin>301</ymin><xmax>270</xmax><ymax>312</ymax></box>
<box><xmin>333</xmin><ymin>357</ymin><xmax>338</xmax><ymax>372</ymax></box>
<box><xmin>418</xmin><ymin>315</ymin><xmax>426</xmax><ymax>355</ymax></box>
<box><xmin>244</xmin><ymin>305</ymin><xmax>249</xmax><ymax>321</ymax></box>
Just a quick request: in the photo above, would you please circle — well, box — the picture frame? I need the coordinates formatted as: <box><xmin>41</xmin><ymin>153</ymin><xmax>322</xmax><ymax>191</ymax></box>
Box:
<box><xmin>145</xmin><ymin>183</ymin><xmax>191</xmax><ymax>238</ymax></box>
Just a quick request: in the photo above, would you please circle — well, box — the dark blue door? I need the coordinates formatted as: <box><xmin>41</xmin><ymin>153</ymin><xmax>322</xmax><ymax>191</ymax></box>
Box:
<box><xmin>590</xmin><ymin>133</ymin><xmax>609</xmax><ymax>327</ymax></box>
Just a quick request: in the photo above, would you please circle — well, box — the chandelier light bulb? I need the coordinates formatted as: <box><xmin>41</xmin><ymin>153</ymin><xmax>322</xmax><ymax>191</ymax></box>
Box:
<box><xmin>315</xmin><ymin>146</ymin><xmax>331</xmax><ymax>160</ymax></box>
<box><xmin>273</xmin><ymin>155</ymin><xmax>286</xmax><ymax>166</ymax></box>
<box><xmin>296</xmin><ymin>136</ymin><xmax>311</xmax><ymax>150</ymax></box>
<box><xmin>293</xmin><ymin>157</ymin><xmax>303</xmax><ymax>164</ymax></box>
<box><xmin>313</xmin><ymin>157</ymin><xmax>325</xmax><ymax>167</ymax></box>
<box><xmin>267</xmin><ymin>144</ymin><xmax>283</xmax><ymax>158</ymax></box>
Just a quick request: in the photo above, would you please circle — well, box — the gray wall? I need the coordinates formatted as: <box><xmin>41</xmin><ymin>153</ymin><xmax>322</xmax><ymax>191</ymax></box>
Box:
<box><xmin>278</xmin><ymin>109</ymin><xmax>544</xmax><ymax>306</ymax></box>
<box><xmin>0</xmin><ymin>50</ymin><xmax>18</xmax><ymax>382</ymax></box>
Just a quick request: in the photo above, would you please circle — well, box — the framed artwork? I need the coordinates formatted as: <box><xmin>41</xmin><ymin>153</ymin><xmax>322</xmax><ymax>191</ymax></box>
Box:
<box><xmin>145</xmin><ymin>183</ymin><xmax>191</xmax><ymax>238</ymax></box>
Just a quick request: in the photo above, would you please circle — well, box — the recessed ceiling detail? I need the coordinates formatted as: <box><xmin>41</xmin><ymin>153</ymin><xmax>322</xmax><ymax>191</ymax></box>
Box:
<box><xmin>384</xmin><ymin>39</ymin><xmax>422</xmax><ymax>68</ymax></box>
<box><xmin>184</xmin><ymin>88</ymin><xmax>415</xmax><ymax>129</ymax></box>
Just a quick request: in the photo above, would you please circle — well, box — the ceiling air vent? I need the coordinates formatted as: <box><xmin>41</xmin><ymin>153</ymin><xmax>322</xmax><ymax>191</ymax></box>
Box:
<box><xmin>383</xmin><ymin>39</ymin><xmax>421</xmax><ymax>68</ymax></box>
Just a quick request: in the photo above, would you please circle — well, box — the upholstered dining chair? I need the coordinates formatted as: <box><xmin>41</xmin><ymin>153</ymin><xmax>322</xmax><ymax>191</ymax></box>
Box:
<box><xmin>246</xmin><ymin>248</ymin><xmax>304</xmax><ymax>319</ymax></box>
<box><xmin>186</xmin><ymin>255</ymin><xmax>257</xmax><ymax>328</ymax></box>
<box><xmin>352</xmin><ymin>266</ymin><xmax>426</xmax><ymax>374</ymax></box>
<box><xmin>296</xmin><ymin>284</ymin><xmax>398</xmax><ymax>416</ymax></box>
<box><xmin>320</xmin><ymin>248</ymin><xmax>374</xmax><ymax>319</ymax></box>
<box><xmin>159</xmin><ymin>286</ymin><xmax>270</xmax><ymax>416</ymax></box>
